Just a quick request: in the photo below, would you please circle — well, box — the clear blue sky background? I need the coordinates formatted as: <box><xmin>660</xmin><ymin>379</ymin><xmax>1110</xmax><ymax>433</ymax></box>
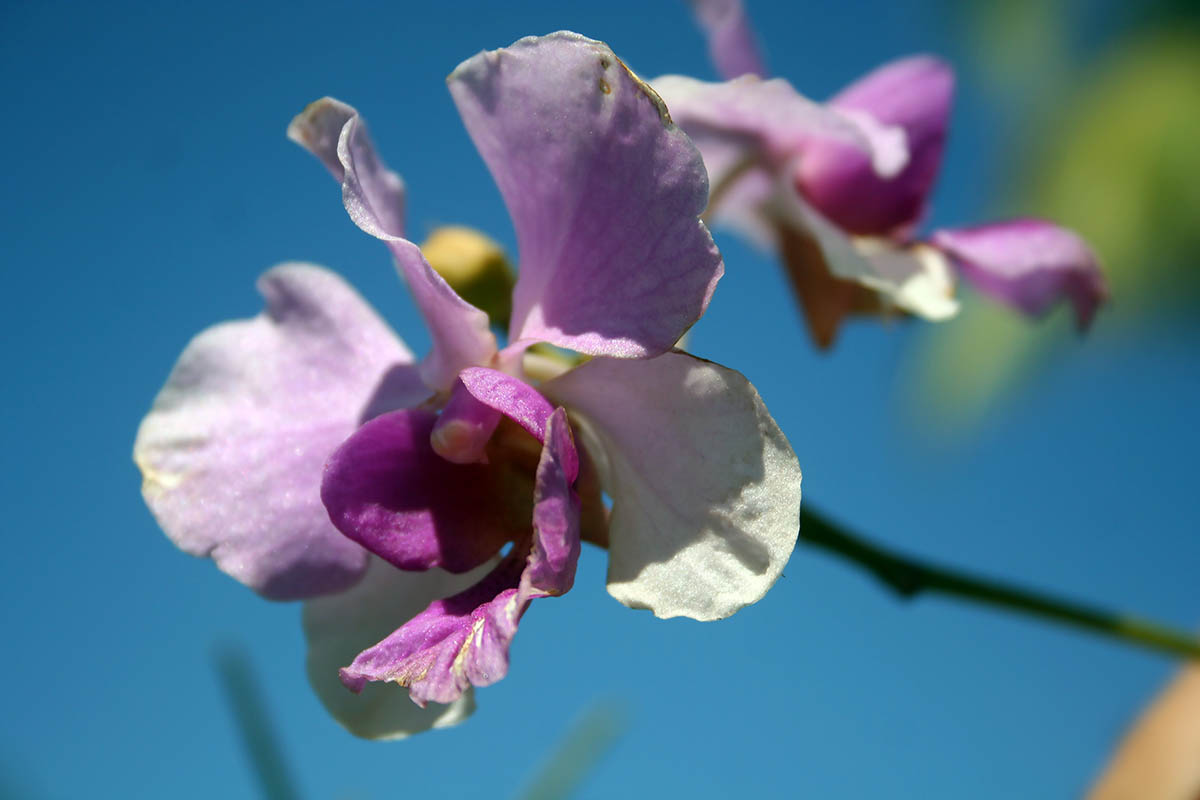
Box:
<box><xmin>3</xmin><ymin>1</ymin><xmax>1197</xmax><ymax>797</ymax></box>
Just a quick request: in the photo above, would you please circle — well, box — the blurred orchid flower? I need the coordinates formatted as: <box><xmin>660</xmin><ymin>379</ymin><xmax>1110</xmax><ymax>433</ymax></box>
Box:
<box><xmin>133</xmin><ymin>32</ymin><xmax>801</xmax><ymax>738</ymax></box>
<box><xmin>664</xmin><ymin>1</ymin><xmax>1107</xmax><ymax>347</ymax></box>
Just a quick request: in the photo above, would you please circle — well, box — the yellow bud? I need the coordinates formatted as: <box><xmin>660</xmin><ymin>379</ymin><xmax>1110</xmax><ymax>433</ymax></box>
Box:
<box><xmin>420</xmin><ymin>226</ymin><xmax>515</xmax><ymax>327</ymax></box>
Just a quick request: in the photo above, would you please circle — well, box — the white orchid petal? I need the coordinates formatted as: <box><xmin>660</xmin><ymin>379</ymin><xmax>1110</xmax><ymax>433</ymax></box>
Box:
<box><xmin>545</xmin><ymin>352</ymin><xmax>801</xmax><ymax>621</ymax></box>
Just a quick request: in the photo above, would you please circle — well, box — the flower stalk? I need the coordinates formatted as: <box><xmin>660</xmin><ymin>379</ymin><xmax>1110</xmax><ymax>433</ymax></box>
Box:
<box><xmin>799</xmin><ymin>507</ymin><xmax>1200</xmax><ymax>660</ymax></box>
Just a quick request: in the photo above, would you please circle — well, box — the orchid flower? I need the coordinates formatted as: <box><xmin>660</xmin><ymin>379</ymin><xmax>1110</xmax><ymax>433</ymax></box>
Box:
<box><xmin>662</xmin><ymin>0</ymin><xmax>1108</xmax><ymax>347</ymax></box>
<box><xmin>133</xmin><ymin>32</ymin><xmax>802</xmax><ymax>739</ymax></box>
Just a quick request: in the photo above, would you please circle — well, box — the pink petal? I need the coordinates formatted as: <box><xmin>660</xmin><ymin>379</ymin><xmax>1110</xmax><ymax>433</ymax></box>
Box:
<box><xmin>434</xmin><ymin>366</ymin><xmax>581</xmax><ymax>482</ymax></box>
<box><xmin>456</xmin><ymin>368</ymin><xmax>557</xmax><ymax>451</ymax></box>
<box><xmin>133</xmin><ymin>264</ymin><xmax>426</xmax><ymax>600</ymax></box>
<box><xmin>287</xmin><ymin>97</ymin><xmax>407</xmax><ymax>237</ymax></box>
<box><xmin>521</xmin><ymin>411</ymin><xmax>582</xmax><ymax>599</ymax></box>
<box><xmin>797</xmin><ymin>56</ymin><xmax>955</xmax><ymax>236</ymax></box>
<box><xmin>288</xmin><ymin>98</ymin><xmax>496</xmax><ymax>391</ymax></box>
<box><xmin>930</xmin><ymin>219</ymin><xmax>1108</xmax><ymax>330</ymax></box>
<box><xmin>302</xmin><ymin>556</ymin><xmax>483</xmax><ymax>739</ymax></box>
<box><xmin>320</xmin><ymin>409</ymin><xmax>519</xmax><ymax>574</ymax></box>
<box><xmin>688</xmin><ymin>0</ymin><xmax>768</xmax><ymax>80</ymax></box>
<box><xmin>651</xmin><ymin>73</ymin><xmax>908</xmax><ymax>258</ymax></box>
<box><xmin>448</xmin><ymin>32</ymin><xmax>723</xmax><ymax>358</ymax></box>
<box><xmin>426</xmin><ymin>366</ymin><xmax>565</xmax><ymax>469</ymax></box>
<box><xmin>653</xmin><ymin>74</ymin><xmax>906</xmax><ymax>182</ymax></box>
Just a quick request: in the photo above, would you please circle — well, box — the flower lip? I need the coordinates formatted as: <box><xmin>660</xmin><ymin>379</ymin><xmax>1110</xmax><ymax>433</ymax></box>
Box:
<box><xmin>321</xmin><ymin>365</ymin><xmax>581</xmax><ymax>577</ymax></box>
<box><xmin>335</xmin><ymin>407</ymin><xmax>582</xmax><ymax>706</ymax></box>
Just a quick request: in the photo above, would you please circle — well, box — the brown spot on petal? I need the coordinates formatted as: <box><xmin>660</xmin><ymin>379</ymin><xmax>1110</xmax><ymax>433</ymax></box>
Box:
<box><xmin>614</xmin><ymin>54</ymin><xmax>673</xmax><ymax>126</ymax></box>
<box><xmin>599</xmin><ymin>78</ymin><xmax>611</xmax><ymax>95</ymax></box>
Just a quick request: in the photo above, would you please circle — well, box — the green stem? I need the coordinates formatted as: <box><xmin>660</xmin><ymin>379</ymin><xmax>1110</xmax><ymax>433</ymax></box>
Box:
<box><xmin>798</xmin><ymin>506</ymin><xmax>1200</xmax><ymax>660</ymax></box>
<box><xmin>213</xmin><ymin>645</ymin><xmax>302</xmax><ymax>800</ymax></box>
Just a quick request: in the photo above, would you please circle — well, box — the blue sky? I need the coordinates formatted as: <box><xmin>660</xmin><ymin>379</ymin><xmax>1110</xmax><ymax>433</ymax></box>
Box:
<box><xmin>3</xmin><ymin>1</ymin><xmax>1197</xmax><ymax>797</ymax></box>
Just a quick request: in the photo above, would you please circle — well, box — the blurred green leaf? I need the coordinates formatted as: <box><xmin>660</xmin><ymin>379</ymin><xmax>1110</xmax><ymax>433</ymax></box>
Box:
<box><xmin>214</xmin><ymin>644</ymin><xmax>302</xmax><ymax>800</ymax></box>
<box><xmin>971</xmin><ymin>0</ymin><xmax>1070</xmax><ymax>103</ymax></box>
<box><xmin>514</xmin><ymin>703</ymin><xmax>626</xmax><ymax>800</ymax></box>
<box><xmin>909</xmin><ymin>27</ymin><xmax>1200</xmax><ymax>431</ymax></box>
<box><xmin>1030</xmin><ymin>31</ymin><xmax>1200</xmax><ymax>310</ymax></box>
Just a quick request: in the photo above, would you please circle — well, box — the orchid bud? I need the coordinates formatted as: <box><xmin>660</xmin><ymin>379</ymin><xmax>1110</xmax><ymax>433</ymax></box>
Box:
<box><xmin>420</xmin><ymin>225</ymin><xmax>515</xmax><ymax>327</ymax></box>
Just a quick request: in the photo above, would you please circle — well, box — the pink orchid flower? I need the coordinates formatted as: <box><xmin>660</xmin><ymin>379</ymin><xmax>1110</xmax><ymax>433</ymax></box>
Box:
<box><xmin>133</xmin><ymin>32</ymin><xmax>802</xmax><ymax>739</ymax></box>
<box><xmin>662</xmin><ymin>0</ymin><xmax>1107</xmax><ymax>347</ymax></box>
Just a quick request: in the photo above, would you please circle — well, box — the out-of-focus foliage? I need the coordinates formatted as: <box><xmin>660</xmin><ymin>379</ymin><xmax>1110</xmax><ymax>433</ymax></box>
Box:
<box><xmin>1028</xmin><ymin>33</ymin><xmax>1200</xmax><ymax>313</ymax></box>
<box><xmin>214</xmin><ymin>645</ymin><xmax>623</xmax><ymax>800</ymax></box>
<box><xmin>214</xmin><ymin>645</ymin><xmax>302</xmax><ymax>800</ymax></box>
<box><xmin>910</xmin><ymin>1</ymin><xmax>1200</xmax><ymax>429</ymax></box>
<box><xmin>515</xmin><ymin>703</ymin><xmax>625</xmax><ymax>800</ymax></box>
